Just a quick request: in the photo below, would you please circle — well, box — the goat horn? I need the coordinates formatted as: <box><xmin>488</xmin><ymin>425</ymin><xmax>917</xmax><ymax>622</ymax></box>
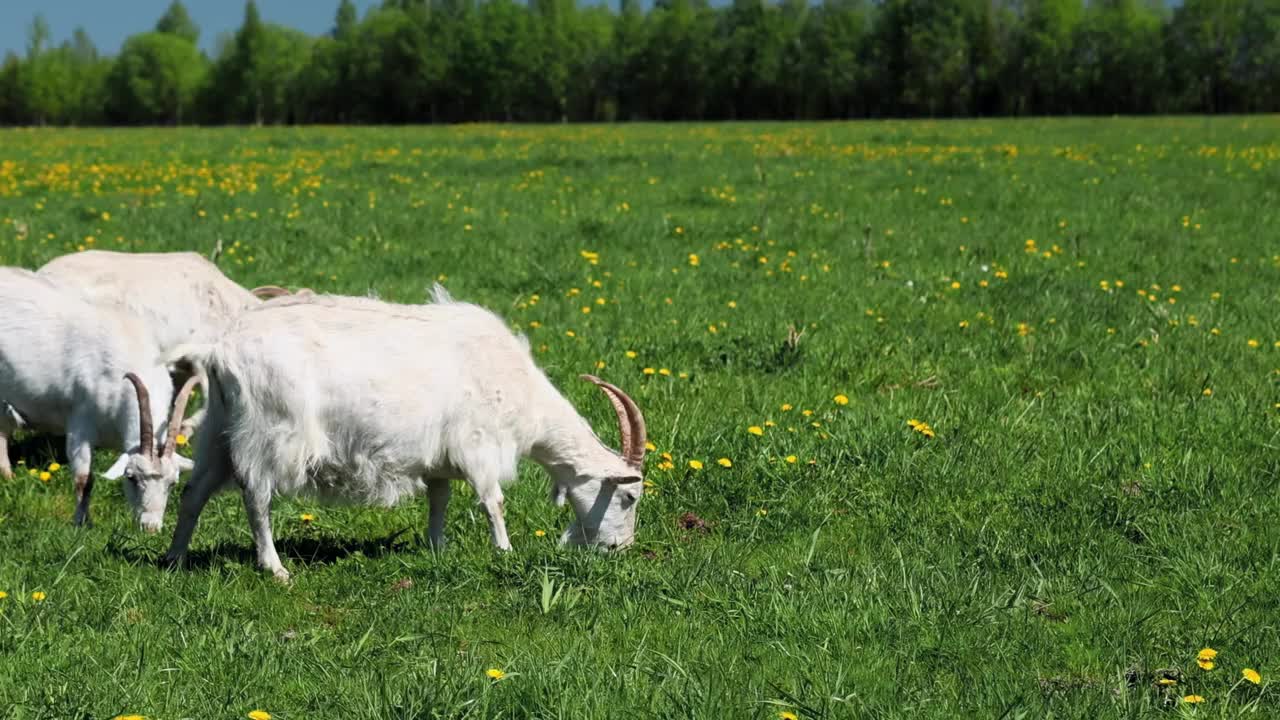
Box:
<box><xmin>251</xmin><ymin>285</ymin><xmax>291</xmax><ymax>299</ymax></box>
<box><xmin>163</xmin><ymin>375</ymin><xmax>200</xmax><ymax>458</ymax></box>
<box><xmin>581</xmin><ymin>374</ymin><xmax>647</xmax><ymax>470</ymax></box>
<box><xmin>123</xmin><ymin>373</ymin><xmax>155</xmax><ymax>459</ymax></box>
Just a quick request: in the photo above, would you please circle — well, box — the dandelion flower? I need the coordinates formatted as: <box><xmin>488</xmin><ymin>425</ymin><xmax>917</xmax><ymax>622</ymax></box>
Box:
<box><xmin>112</xmin><ymin>716</ymin><xmax>145</xmax><ymax>720</ymax></box>
<box><xmin>247</xmin><ymin>711</ymin><xmax>271</xmax><ymax>720</ymax></box>
<box><xmin>717</xmin><ymin>458</ymin><xmax>732</xmax><ymax>468</ymax></box>
<box><xmin>834</xmin><ymin>394</ymin><xmax>849</xmax><ymax>406</ymax></box>
<box><xmin>0</xmin><ymin>591</ymin><xmax>7</xmax><ymax>600</ymax></box>
<box><xmin>625</xmin><ymin>350</ymin><xmax>637</xmax><ymax>359</ymax></box>
<box><xmin>1157</xmin><ymin>678</ymin><xmax>1177</xmax><ymax>686</ymax></box>
<box><xmin>748</xmin><ymin>426</ymin><xmax>764</xmax><ymax>436</ymax></box>
<box><xmin>688</xmin><ymin>460</ymin><xmax>703</xmax><ymax>471</ymax></box>
<box><xmin>781</xmin><ymin>404</ymin><xmax>793</xmax><ymax>412</ymax></box>
<box><xmin>486</xmin><ymin>668</ymin><xmax>506</xmax><ymax>680</ymax></box>
<box><xmin>48</xmin><ymin>462</ymin><xmax>61</xmax><ymax>472</ymax></box>
<box><xmin>175</xmin><ymin>434</ymin><xmax>188</xmax><ymax>446</ymax></box>
<box><xmin>1197</xmin><ymin>648</ymin><xmax>1217</xmax><ymax>670</ymax></box>
<box><xmin>1243</xmin><ymin>668</ymin><xmax>1261</xmax><ymax>685</ymax></box>
<box><xmin>300</xmin><ymin>513</ymin><xmax>315</xmax><ymax>524</ymax></box>
<box><xmin>31</xmin><ymin>591</ymin><xmax>45</xmax><ymax>602</ymax></box>
<box><xmin>535</xmin><ymin>530</ymin><xmax>546</xmax><ymax>538</ymax></box>
<box><xmin>1248</xmin><ymin>339</ymin><xmax>1260</xmax><ymax>348</ymax></box>
<box><xmin>644</xmin><ymin>441</ymin><xmax>657</xmax><ymax>452</ymax></box>
<box><xmin>642</xmin><ymin>368</ymin><xmax>655</xmax><ymax>375</ymax></box>
<box><xmin>39</xmin><ymin>472</ymin><xmax>50</xmax><ymax>482</ymax></box>
<box><xmin>1182</xmin><ymin>695</ymin><xmax>1203</xmax><ymax>704</ymax></box>
<box><xmin>785</xmin><ymin>455</ymin><xmax>797</xmax><ymax>464</ymax></box>
<box><xmin>778</xmin><ymin>711</ymin><xmax>799</xmax><ymax>720</ymax></box>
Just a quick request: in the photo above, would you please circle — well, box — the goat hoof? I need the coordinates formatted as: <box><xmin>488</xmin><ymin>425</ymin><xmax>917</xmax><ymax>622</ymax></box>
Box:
<box><xmin>161</xmin><ymin>551</ymin><xmax>187</xmax><ymax>570</ymax></box>
<box><xmin>271</xmin><ymin>568</ymin><xmax>292</xmax><ymax>584</ymax></box>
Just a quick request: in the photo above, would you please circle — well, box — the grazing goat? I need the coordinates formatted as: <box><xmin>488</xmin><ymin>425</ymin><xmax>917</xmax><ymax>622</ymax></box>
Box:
<box><xmin>38</xmin><ymin>250</ymin><xmax>308</xmax><ymax>435</ymax></box>
<box><xmin>0</xmin><ymin>268</ymin><xmax>197</xmax><ymax>530</ymax></box>
<box><xmin>161</xmin><ymin>287</ymin><xmax>647</xmax><ymax>581</ymax></box>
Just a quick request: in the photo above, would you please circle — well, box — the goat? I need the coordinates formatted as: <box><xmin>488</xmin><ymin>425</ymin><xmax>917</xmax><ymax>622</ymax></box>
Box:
<box><xmin>0</xmin><ymin>268</ymin><xmax>198</xmax><ymax>530</ymax></box>
<box><xmin>38</xmin><ymin>250</ymin><xmax>308</xmax><ymax>436</ymax></box>
<box><xmin>160</xmin><ymin>287</ymin><xmax>647</xmax><ymax>581</ymax></box>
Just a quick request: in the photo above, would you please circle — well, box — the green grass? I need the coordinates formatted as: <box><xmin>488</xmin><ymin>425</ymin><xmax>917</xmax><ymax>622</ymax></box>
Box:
<box><xmin>1</xmin><ymin>118</ymin><xmax>1278</xmax><ymax>718</ymax></box>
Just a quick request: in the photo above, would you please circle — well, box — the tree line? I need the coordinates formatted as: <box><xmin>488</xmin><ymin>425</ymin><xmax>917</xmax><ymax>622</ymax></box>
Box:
<box><xmin>2</xmin><ymin>0</ymin><xmax>1279</xmax><ymax>126</ymax></box>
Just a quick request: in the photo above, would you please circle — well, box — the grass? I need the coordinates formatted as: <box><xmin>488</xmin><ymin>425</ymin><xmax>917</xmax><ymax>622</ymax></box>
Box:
<box><xmin>0</xmin><ymin>117</ymin><xmax>1278</xmax><ymax>719</ymax></box>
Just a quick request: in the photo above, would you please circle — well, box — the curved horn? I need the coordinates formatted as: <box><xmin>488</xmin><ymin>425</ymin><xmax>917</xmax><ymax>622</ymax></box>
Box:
<box><xmin>251</xmin><ymin>285</ymin><xmax>291</xmax><ymax>300</ymax></box>
<box><xmin>123</xmin><ymin>373</ymin><xmax>155</xmax><ymax>459</ymax></box>
<box><xmin>163</xmin><ymin>375</ymin><xmax>200</xmax><ymax>458</ymax></box>
<box><xmin>581</xmin><ymin>375</ymin><xmax>647</xmax><ymax>469</ymax></box>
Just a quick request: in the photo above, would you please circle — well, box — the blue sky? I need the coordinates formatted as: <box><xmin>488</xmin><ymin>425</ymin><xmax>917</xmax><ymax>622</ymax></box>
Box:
<box><xmin>1</xmin><ymin>1</ymin><xmax>383</xmax><ymax>57</ymax></box>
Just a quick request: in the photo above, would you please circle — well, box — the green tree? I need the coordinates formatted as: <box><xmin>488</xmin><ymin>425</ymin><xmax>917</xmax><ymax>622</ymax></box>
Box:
<box><xmin>107</xmin><ymin>32</ymin><xmax>206</xmax><ymax>123</ymax></box>
<box><xmin>156</xmin><ymin>1</ymin><xmax>200</xmax><ymax>44</ymax></box>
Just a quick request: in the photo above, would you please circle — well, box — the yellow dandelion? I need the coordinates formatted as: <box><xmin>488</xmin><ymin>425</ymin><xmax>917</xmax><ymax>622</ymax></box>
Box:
<box><xmin>688</xmin><ymin>460</ymin><xmax>703</xmax><ymax>470</ymax></box>
<box><xmin>1202</xmin><ymin>388</ymin><xmax>1212</xmax><ymax>397</ymax></box>
<box><xmin>1198</xmin><ymin>648</ymin><xmax>1218</xmax><ymax>662</ymax></box>
<box><xmin>0</xmin><ymin>591</ymin><xmax>7</xmax><ymax>600</ymax></box>
<box><xmin>112</xmin><ymin>716</ymin><xmax>145</xmax><ymax>720</ymax></box>
<box><xmin>748</xmin><ymin>426</ymin><xmax>764</xmax><ymax>436</ymax></box>
<box><xmin>1182</xmin><ymin>695</ymin><xmax>1203</xmax><ymax>704</ymax></box>
<box><xmin>658</xmin><ymin>368</ymin><xmax>671</xmax><ymax>376</ymax></box>
<box><xmin>175</xmin><ymin>434</ymin><xmax>188</xmax><ymax>446</ymax></box>
<box><xmin>644</xmin><ymin>441</ymin><xmax>657</xmax><ymax>452</ymax></box>
<box><xmin>781</xmin><ymin>403</ymin><xmax>793</xmax><ymax>412</ymax></box>
<box><xmin>717</xmin><ymin>458</ymin><xmax>732</xmax><ymax>468</ymax></box>
<box><xmin>642</xmin><ymin>367</ymin><xmax>655</xmax><ymax>376</ymax></box>
<box><xmin>1248</xmin><ymin>339</ymin><xmax>1260</xmax><ymax>348</ymax></box>
<box><xmin>625</xmin><ymin>350</ymin><xmax>637</xmax><ymax>359</ymax></box>
<box><xmin>907</xmin><ymin>419</ymin><xmax>922</xmax><ymax>429</ymax></box>
<box><xmin>47</xmin><ymin>462</ymin><xmax>61</xmax><ymax>472</ymax></box>
<box><xmin>31</xmin><ymin>591</ymin><xmax>45</xmax><ymax>602</ymax></box>
<box><xmin>1157</xmin><ymin>678</ymin><xmax>1177</xmax><ymax>686</ymax></box>
<box><xmin>785</xmin><ymin>455</ymin><xmax>797</xmax><ymax>464</ymax></box>
<box><xmin>1243</xmin><ymin>668</ymin><xmax>1261</xmax><ymax>685</ymax></box>
<box><xmin>486</xmin><ymin>668</ymin><xmax>506</xmax><ymax>680</ymax></box>
<box><xmin>247</xmin><ymin>712</ymin><xmax>271</xmax><ymax>720</ymax></box>
<box><xmin>778</xmin><ymin>713</ymin><xmax>799</xmax><ymax>720</ymax></box>
<box><xmin>39</xmin><ymin>471</ymin><xmax>50</xmax><ymax>482</ymax></box>
<box><xmin>534</xmin><ymin>530</ymin><xmax>546</xmax><ymax>538</ymax></box>
<box><xmin>300</xmin><ymin>513</ymin><xmax>315</xmax><ymax>524</ymax></box>
<box><xmin>834</xmin><ymin>394</ymin><xmax>849</xmax><ymax>406</ymax></box>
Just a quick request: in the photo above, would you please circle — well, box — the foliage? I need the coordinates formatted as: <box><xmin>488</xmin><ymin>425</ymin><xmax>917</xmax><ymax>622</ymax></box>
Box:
<box><xmin>4</xmin><ymin>0</ymin><xmax>1280</xmax><ymax>125</ymax></box>
<box><xmin>0</xmin><ymin>118</ymin><xmax>1278</xmax><ymax>717</ymax></box>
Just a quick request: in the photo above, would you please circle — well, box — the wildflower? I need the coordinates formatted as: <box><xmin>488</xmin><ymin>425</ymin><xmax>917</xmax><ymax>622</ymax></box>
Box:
<box><xmin>1248</xmin><ymin>339</ymin><xmax>1260</xmax><ymax>348</ymax></box>
<box><xmin>658</xmin><ymin>368</ymin><xmax>671</xmax><ymax>376</ymax></box>
<box><xmin>959</xmin><ymin>320</ymin><xmax>970</xmax><ymax>328</ymax></box>
<box><xmin>642</xmin><ymin>367</ymin><xmax>655</xmax><ymax>376</ymax></box>
<box><xmin>27</xmin><ymin>469</ymin><xmax>36</xmax><ymax>478</ymax></box>
<box><xmin>1243</xmin><ymin>668</ymin><xmax>1261</xmax><ymax>685</ymax></box>
<box><xmin>748</xmin><ymin>426</ymin><xmax>764</xmax><ymax>436</ymax></box>
<box><xmin>31</xmin><ymin>591</ymin><xmax>45</xmax><ymax>602</ymax></box>
<box><xmin>486</xmin><ymin>668</ymin><xmax>506</xmax><ymax>680</ymax></box>
<box><xmin>534</xmin><ymin>530</ymin><xmax>546</xmax><ymax>538</ymax></box>
<box><xmin>1197</xmin><ymin>648</ymin><xmax>1217</xmax><ymax>670</ymax></box>
<box><xmin>950</xmin><ymin>281</ymin><xmax>961</xmax><ymax>290</ymax></box>
<box><xmin>247</xmin><ymin>712</ymin><xmax>271</xmax><ymax>720</ymax></box>
<box><xmin>688</xmin><ymin>460</ymin><xmax>703</xmax><ymax>471</ymax></box>
<box><xmin>778</xmin><ymin>713</ymin><xmax>799</xmax><ymax>720</ymax></box>
<box><xmin>688</xmin><ymin>254</ymin><xmax>700</xmax><ymax>267</ymax></box>
<box><xmin>1182</xmin><ymin>695</ymin><xmax>1203</xmax><ymax>704</ymax></box>
<box><xmin>644</xmin><ymin>441</ymin><xmax>657</xmax><ymax>452</ymax></box>
<box><xmin>834</xmin><ymin>394</ymin><xmax>849</xmax><ymax>406</ymax></box>
<box><xmin>300</xmin><ymin>513</ymin><xmax>315</xmax><ymax>524</ymax></box>
<box><xmin>175</xmin><ymin>434</ymin><xmax>188</xmax><ymax>446</ymax></box>
<box><xmin>785</xmin><ymin>455</ymin><xmax>797</xmax><ymax>464</ymax></box>
<box><xmin>39</xmin><ymin>471</ymin><xmax>50</xmax><ymax>482</ymax></box>
<box><xmin>48</xmin><ymin>462</ymin><xmax>61</xmax><ymax>472</ymax></box>
<box><xmin>625</xmin><ymin>350</ymin><xmax>637</xmax><ymax>359</ymax></box>
<box><xmin>0</xmin><ymin>591</ymin><xmax>7</xmax><ymax>600</ymax></box>
<box><xmin>781</xmin><ymin>404</ymin><xmax>793</xmax><ymax>412</ymax></box>
<box><xmin>1157</xmin><ymin>678</ymin><xmax>1177</xmax><ymax>686</ymax></box>
<box><xmin>112</xmin><ymin>716</ymin><xmax>145</xmax><ymax>720</ymax></box>
<box><xmin>717</xmin><ymin>458</ymin><xmax>732</xmax><ymax>468</ymax></box>
<box><xmin>756</xmin><ymin>508</ymin><xmax>767</xmax><ymax>516</ymax></box>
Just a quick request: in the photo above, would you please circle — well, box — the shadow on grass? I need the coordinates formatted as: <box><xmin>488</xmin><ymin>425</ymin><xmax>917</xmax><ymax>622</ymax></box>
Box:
<box><xmin>107</xmin><ymin>527</ymin><xmax>414</xmax><ymax>572</ymax></box>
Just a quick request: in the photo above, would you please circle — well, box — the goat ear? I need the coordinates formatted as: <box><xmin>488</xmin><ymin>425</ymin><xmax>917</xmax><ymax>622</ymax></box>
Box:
<box><xmin>102</xmin><ymin>453</ymin><xmax>130</xmax><ymax>480</ymax></box>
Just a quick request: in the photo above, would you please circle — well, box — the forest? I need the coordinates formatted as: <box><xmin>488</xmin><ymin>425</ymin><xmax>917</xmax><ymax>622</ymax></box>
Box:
<box><xmin>1</xmin><ymin>0</ymin><xmax>1278</xmax><ymax>125</ymax></box>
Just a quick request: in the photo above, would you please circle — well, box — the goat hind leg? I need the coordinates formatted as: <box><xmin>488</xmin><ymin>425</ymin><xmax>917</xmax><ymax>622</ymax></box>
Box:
<box><xmin>427</xmin><ymin>478</ymin><xmax>451</xmax><ymax>550</ymax></box>
<box><xmin>0</xmin><ymin>433</ymin><xmax>11</xmax><ymax>480</ymax></box>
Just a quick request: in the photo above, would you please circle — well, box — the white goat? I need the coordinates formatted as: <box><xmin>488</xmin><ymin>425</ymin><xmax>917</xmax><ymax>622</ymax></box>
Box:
<box><xmin>38</xmin><ymin>250</ymin><xmax>308</xmax><ymax>435</ymax></box>
<box><xmin>0</xmin><ymin>268</ymin><xmax>198</xmax><ymax>530</ymax></box>
<box><xmin>160</xmin><ymin>287</ymin><xmax>648</xmax><ymax>581</ymax></box>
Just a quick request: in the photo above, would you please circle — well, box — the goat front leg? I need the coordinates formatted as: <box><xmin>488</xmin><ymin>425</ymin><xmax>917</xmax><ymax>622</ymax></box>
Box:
<box><xmin>427</xmin><ymin>478</ymin><xmax>451</xmax><ymax>550</ymax></box>
<box><xmin>241</xmin><ymin>479</ymin><xmax>288</xmax><ymax>582</ymax></box>
<box><xmin>0</xmin><ymin>432</ymin><xmax>11</xmax><ymax>479</ymax></box>
<box><xmin>66</xmin><ymin>429</ymin><xmax>94</xmax><ymax>527</ymax></box>
<box><xmin>164</xmin><ymin>437</ymin><xmax>232</xmax><ymax>570</ymax></box>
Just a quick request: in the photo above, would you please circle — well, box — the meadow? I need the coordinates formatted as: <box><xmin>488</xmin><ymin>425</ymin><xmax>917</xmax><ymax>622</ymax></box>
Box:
<box><xmin>0</xmin><ymin>117</ymin><xmax>1278</xmax><ymax>719</ymax></box>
